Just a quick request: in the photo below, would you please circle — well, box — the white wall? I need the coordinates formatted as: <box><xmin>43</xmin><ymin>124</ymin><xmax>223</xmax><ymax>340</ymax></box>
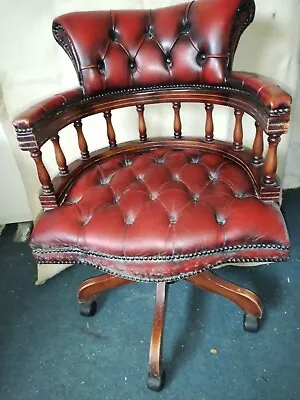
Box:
<box><xmin>0</xmin><ymin>0</ymin><xmax>299</xmax><ymax>222</ymax></box>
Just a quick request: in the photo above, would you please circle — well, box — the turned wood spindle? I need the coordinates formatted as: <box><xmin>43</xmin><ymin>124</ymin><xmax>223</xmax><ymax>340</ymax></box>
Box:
<box><xmin>233</xmin><ymin>109</ymin><xmax>244</xmax><ymax>151</ymax></box>
<box><xmin>74</xmin><ymin>120</ymin><xmax>90</xmax><ymax>160</ymax></box>
<box><xmin>252</xmin><ymin>122</ymin><xmax>264</xmax><ymax>165</ymax></box>
<box><xmin>263</xmin><ymin>133</ymin><xmax>281</xmax><ymax>185</ymax></box>
<box><xmin>205</xmin><ymin>103</ymin><xmax>214</xmax><ymax>142</ymax></box>
<box><xmin>30</xmin><ymin>149</ymin><xmax>54</xmax><ymax>195</ymax></box>
<box><xmin>172</xmin><ymin>102</ymin><xmax>182</xmax><ymax>139</ymax></box>
<box><xmin>104</xmin><ymin>111</ymin><xmax>117</xmax><ymax>147</ymax></box>
<box><xmin>50</xmin><ymin>134</ymin><xmax>69</xmax><ymax>175</ymax></box>
<box><xmin>136</xmin><ymin>105</ymin><xmax>147</xmax><ymax>142</ymax></box>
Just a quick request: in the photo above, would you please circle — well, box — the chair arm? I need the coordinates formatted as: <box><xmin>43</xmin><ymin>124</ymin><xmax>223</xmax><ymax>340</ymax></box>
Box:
<box><xmin>226</xmin><ymin>72</ymin><xmax>292</xmax><ymax>117</ymax></box>
<box><xmin>13</xmin><ymin>87</ymin><xmax>83</xmax><ymax>131</ymax></box>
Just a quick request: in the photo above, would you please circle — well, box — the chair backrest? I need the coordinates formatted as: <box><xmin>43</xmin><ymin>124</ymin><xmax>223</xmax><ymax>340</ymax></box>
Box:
<box><xmin>53</xmin><ymin>0</ymin><xmax>255</xmax><ymax>96</ymax></box>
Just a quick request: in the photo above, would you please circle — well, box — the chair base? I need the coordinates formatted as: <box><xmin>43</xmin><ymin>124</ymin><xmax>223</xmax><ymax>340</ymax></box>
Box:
<box><xmin>77</xmin><ymin>269</ymin><xmax>263</xmax><ymax>391</ymax></box>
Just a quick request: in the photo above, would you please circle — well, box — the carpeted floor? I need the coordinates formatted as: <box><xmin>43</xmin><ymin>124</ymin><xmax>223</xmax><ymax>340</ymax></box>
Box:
<box><xmin>0</xmin><ymin>189</ymin><xmax>300</xmax><ymax>400</ymax></box>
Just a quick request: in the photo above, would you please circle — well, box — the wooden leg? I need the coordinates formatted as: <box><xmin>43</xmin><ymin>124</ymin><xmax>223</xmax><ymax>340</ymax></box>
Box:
<box><xmin>78</xmin><ymin>274</ymin><xmax>133</xmax><ymax>317</ymax></box>
<box><xmin>187</xmin><ymin>271</ymin><xmax>263</xmax><ymax>332</ymax></box>
<box><xmin>147</xmin><ymin>282</ymin><xmax>167</xmax><ymax>392</ymax></box>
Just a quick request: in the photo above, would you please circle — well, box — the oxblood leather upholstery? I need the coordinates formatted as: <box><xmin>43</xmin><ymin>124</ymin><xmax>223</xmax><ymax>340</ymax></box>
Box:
<box><xmin>31</xmin><ymin>147</ymin><xmax>289</xmax><ymax>282</ymax></box>
<box><xmin>53</xmin><ymin>0</ymin><xmax>252</xmax><ymax>96</ymax></box>
<box><xmin>227</xmin><ymin>73</ymin><xmax>292</xmax><ymax>111</ymax></box>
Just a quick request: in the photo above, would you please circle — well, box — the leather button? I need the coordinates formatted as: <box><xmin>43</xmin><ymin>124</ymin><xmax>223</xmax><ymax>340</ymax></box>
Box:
<box><xmin>145</xmin><ymin>26</ymin><xmax>154</xmax><ymax>39</ymax></box>
<box><xmin>189</xmin><ymin>155</ymin><xmax>201</xmax><ymax>164</ymax></box>
<box><xmin>196</xmin><ymin>52</ymin><xmax>206</xmax><ymax>66</ymax></box>
<box><xmin>209</xmin><ymin>172</ymin><xmax>218</xmax><ymax>181</ymax></box>
<box><xmin>98</xmin><ymin>60</ymin><xmax>105</xmax><ymax>75</ymax></box>
<box><xmin>169</xmin><ymin>215</ymin><xmax>177</xmax><ymax>224</ymax></box>
<box><xmin>216</xmin><ymin>214</ymin><xmax>226</xmax><ymax>225</ymax></box>
<box><xmin>154</xmin><ymin>157</ymin><xmax>165</xmax><ymax>164</ymax></box>
<box><xmin>128</xmin><ymin>59</ymin><xmax>136</xmax><ymax>71</ymax></box>
<box><xmin>181</xmin><ymin>19</ymin><xmax>191</xmax><ymax>35</ymax></box>
<box><xmin>125</xmin><ymin>215</ymin><xmax>135</xmax><ymax>225</ymax></box>
<box><xmin>172</xmin><ymin>174</ymin><xmax>180</xmax><ymax>182</ymax></box>
<box><xmin>109</xmin><ymin>29</ymin><xmax>120</xmax><ymax>43</ymax></box>
<box><xmin>165</xmin><ymin>55</ymin><xmax>173</xmax><ymax>67</ymax></box>
<box><xmin>122</xmin><ymin>158</ymin><xmax>133</xmax><ymax>167</ymax></box>
<box><xmin>150</xmin><ymin>193</ymin><xmax>158</xmax><ymax>201</ymax></box>
<box><xmin>192</xmin><ymin>194</ymin><xmax>200</xmax><ymax>202</ymax></box>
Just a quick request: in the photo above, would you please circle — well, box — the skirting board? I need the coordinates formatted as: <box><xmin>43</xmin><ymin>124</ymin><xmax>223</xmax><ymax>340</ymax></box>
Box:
<box><xmin>36</xmin><ymin>263</ymin><xmax>72</xmax><ymax>285</ymax></box>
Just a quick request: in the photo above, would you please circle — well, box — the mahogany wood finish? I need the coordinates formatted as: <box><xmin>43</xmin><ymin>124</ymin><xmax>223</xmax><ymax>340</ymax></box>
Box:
<box><xmin>187</xmin><ymin>271</ymin><xmax>263</xmax><ymax>318</ymax></box>
<box><xmin>263</xmin><ymin>134</ymin><xmax>281</xmax><ymax>185</ymax></box>
<box><xmin>252</xmin><ymin>122</ymin><xmax>264</xmax><ymax>165</ymax></box>
<box><xmin>136</xmin><ymin>105</ymin><xmax>147</xmax><ymax>142</ymax></box>
<box><xmin>147</xmin><ymin>282</ymin><xmax>167</xmax><ymax>392</ymax></box>
<box><xmin>78</xmin><ymin>274</ymin><xmax>133</xmax><ymax>304</ymax></box>
<box><xmin>172</xmin><ymin>102</ymin><xmax>182</xmax><ymax>139</ymax></box>
<box><xmin>50</xmin><ymin>134</ymin><xmax>69</xmax><ymax>175</ymax></box>
<box><xmin>233</xmin><ymin>109</ymin><xmax>244</xmax><ymax>151</ymax></box>
<box><xmin>104</xmin><ymin>111</ymin><xmax>117</xmax><ymax>148</ymax></box>
<box><xmin>205</xmin><ymin>103</ymin><xmax>214</xmax><ymax>142</ymax></box>
<box><xmin>74</xmin><ymin>120</ymin><xmax>90</xmax><ymax>159</ymax></box>
<box><xmin>30</xmin><ymin>150</ymin><xmax>54</xmax><ymax>195</ymax></box>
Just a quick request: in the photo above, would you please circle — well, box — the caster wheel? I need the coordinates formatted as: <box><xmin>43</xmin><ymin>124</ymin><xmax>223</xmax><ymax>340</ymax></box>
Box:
<box><xmin>79</xmin><ymin>300</ymin><xmax>97</xmax><ymax>317</ymax></box>
<box><xmin>243</xmin><ymin>314</ymin><xmax>259</xmax><ymax>332</ymax></box>
<box><xmin>147</xmin><ymin>370</ymin><xmax>165</xmax><ymax>392</ymax></box>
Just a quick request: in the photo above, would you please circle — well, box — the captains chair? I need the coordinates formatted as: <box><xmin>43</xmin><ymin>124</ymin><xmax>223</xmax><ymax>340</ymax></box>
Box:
<box><xmin>13</xmin><ymin>0</ymin><xmax>292</xmax><ymax>392</ymax></box>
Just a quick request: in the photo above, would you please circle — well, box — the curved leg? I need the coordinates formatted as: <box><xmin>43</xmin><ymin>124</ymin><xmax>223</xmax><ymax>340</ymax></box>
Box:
<box><xmin>147</xmin><ymin>282</ymin><xmax>167</xmax><ymax>392</ymax></box>
<box><xmin>187</xmin><ymin>271</ymin><xmax>263</xmax><ymax>332</ymax></box>
<box><xmin>78</xmin><ymin>274</ymin><xmax>133</xmax><ymax>317</ymax></box>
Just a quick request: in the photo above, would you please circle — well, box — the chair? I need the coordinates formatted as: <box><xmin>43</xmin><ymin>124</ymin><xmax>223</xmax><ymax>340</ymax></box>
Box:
<box><xmin>13</xmin><ymin>0</ymin><xmax>292</xmax><ymax>391</ymax></box>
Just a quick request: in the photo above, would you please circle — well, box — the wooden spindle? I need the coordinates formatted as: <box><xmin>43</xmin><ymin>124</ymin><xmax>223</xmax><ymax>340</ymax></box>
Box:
<box><xmin>74</xmin><ymin>120</ymin><xmax>89</xmax><ymax>159</ymax></box>
<box><xmin>50</xmin><ymin>134</ymin><xmax>69</xmax><ymax>175</ymax></box>
<box><xmin>205</xmin><ymin>103</ymin><xmax>214</xmax><ymax>142</ymax></box>
<box><xmin>252</xmin><ymin>122</ymin><xmax>264</xmax><ymax>165</ymax></box>
<box><xmin>233</xmin><ymin>109</ymin><xmax>244</xmax><ymax>151</ymax></box>
<box><xmin>263</xmin><ymin>134</ymin><xmax>281</xmax><ymax>185</ymax></box>
<box><xmin>104</xmin><ymin>111</ymin><xmax>117</xmax><ymax>147</ymax></box>
<box><xmin>30</xmin><ymin>149</ymin><xmax>54</xmax><ymax>195</ymax></box>
<box><xmin>172</xmin><ymin>102</ymin><xmax>182</xmax><ymax>139</ymax></box>
<box><xmin>136</xmin><ymin>105</ymin><xmax>147</xmax><ymax>142</ymax></box>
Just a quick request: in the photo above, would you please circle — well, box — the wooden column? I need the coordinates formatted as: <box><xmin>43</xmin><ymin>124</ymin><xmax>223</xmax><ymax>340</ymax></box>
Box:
<box><xmin>263</xmin><ymin>133</ymin><xmax>281</xmax><ymax>185</ymax></box>
<box><xmin>74</xmin><ymin>120</ymin><xmax>90</xmax><ymax>159</ymax></box>
<box><xmin>205</xmin><ymin>103</ymin><xmax>214</xmax><ymax>142</ymax></box>
<box><xmin>233</xmin><ymin>109</ymin><xmax>244</xmax><ymax>151</ymax></box>
<box><xmin>252</xmin><ymin>122</ymin><xmax>264</xmax><ymax>165</ymax></box>
<box><xmin>30</xmin><ymin>149</ymin><xmax>54</xmax><ymax>195</ymax></box>
<box><xmin>50</xmin><ymin>134</ymin><xmax>69</xmax><ymax>175</ymax></box>
<box><xmin>172</xmin><ymin>102</ymin><xmax>182</xmax><ymax>139</ymax></box>
<box><xmin>136</xmin><ymin>105</ymin><xmax>147</xmax><ymax>142</ymax></box>
<box><xmin>104</xmin><ymin>111</ymin><xmax>117</xmax><ymax>147</ymax></box>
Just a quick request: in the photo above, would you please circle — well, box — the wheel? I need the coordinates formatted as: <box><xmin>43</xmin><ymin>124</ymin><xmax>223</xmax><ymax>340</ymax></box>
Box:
<box><xmin>79</xmin><ymin>300</ymin><xmax>97</xmax><ymax>317</ymax></box>
<box><xmin>243</xmin><ymin>314</ymin><xmax>259</xmax><ymax>332</ymax></box>
<box><xmin>147</xmin><ymin>370</ymin><xmax>165</xmax><ymax>392</ymax></box>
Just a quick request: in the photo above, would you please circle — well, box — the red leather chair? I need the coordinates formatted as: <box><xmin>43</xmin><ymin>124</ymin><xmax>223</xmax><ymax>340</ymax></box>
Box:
<box><xmin>13</xmin><ymin>0</ymin><xmax>292</xmax><ymax>391</ymax></box>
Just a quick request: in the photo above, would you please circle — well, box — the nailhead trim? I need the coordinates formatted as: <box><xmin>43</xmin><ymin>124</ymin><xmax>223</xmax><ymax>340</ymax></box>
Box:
<box><xmin>32</xmin><ymin>253</ymin><xmax>289</xmax><ymax>283</ymax></box>
<box><xmin>14</xmin><ymin>82</ymin><xmax>290</xmax><ymax>135</ymax></box>
<box><xmin>32</xmin><ymin>242</ymin><xmax>289</xmax><ymax>262</ymax></box>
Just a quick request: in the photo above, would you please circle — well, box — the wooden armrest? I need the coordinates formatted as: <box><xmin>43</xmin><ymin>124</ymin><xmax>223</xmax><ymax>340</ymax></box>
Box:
<box><xmin>226</xmin><ymin>72</ymin><xmax>292</xmax><ymax>116</ymax></box>
<box><xmin>13</xmin><ymin>87</ymin><xmax>83</xmax><ymax>131</ymax></box>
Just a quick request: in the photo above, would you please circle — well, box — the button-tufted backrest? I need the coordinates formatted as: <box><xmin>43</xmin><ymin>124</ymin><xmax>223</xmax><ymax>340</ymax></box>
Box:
<box><xmin>53</xmin><ymin>0</ymin><xmax>255</xmax><ymax>97</ymax></box>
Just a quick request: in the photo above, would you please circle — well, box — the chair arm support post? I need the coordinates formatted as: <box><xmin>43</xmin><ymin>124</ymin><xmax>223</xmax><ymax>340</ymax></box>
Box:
<box><xmin>263</xmin><ymin>133</ymin><xmax>281</xmax><ymax>185</ymax></box>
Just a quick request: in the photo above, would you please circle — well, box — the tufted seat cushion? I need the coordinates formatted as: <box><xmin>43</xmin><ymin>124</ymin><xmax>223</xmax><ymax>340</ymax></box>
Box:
<box><xmin>31</xmin><ymin>147</ymin><xmax>289</xmax><ymax>282</ymax></box>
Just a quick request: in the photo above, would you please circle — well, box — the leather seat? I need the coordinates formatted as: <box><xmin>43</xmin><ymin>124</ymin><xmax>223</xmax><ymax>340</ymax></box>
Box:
<box><xmin>31</xmin><ymin>146</ymin><xmax>289</xmax><ymax>281</ymax></box>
